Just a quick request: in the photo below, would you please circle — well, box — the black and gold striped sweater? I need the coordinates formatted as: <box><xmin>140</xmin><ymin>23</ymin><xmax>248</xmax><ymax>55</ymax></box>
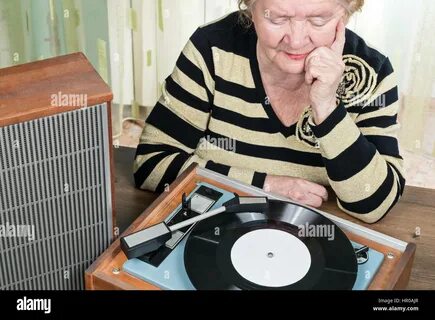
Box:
<box><xmin>134</xmin><ymin>12</ymin><xmax>405</xmax><ymax>223</ymax></box>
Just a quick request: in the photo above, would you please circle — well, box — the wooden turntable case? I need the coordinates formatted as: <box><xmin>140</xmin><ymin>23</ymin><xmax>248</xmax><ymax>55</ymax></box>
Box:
<box><xmin>85</xmin><ymin>164</ymin><xmax>415</xmax><ymax>290</ymax></box>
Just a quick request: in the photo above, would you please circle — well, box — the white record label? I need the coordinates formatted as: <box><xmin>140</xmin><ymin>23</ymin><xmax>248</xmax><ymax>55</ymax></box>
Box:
<box><xmin>230</xmin><ymin>229</ymin><xmax>311</xmax><ymax>287</ymax></box>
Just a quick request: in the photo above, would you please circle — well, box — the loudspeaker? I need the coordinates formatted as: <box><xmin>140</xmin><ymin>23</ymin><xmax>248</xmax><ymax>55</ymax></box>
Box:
<box><xmin>0</xmin><ymin>53</ymin><xmax>116</xmax><ymax>289</ymax></box>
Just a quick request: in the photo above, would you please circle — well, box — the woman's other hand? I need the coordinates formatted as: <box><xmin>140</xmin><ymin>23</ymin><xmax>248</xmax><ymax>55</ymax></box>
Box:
<box><xmin>263</xmin><ymin>174</ymin><xmax>329</xmax><ymax>208</ymax></box>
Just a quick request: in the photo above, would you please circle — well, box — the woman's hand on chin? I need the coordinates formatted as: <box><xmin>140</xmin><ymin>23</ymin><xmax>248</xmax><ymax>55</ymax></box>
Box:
<box><xmin>304</xmin><ymin>20</ymin><xmax>346</xmax><ymax>125</ymax></box>
<box><xmin>263</xmin><ymin>174</ymin><xmax>329</xmax><ymax>208</ymax></box>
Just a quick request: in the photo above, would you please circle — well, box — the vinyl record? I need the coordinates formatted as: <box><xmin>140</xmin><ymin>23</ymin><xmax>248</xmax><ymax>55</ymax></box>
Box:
<box><xmin>184</xmin><ymin>199</ymin><xmax>357</xmax><ymax>290</ymax></box>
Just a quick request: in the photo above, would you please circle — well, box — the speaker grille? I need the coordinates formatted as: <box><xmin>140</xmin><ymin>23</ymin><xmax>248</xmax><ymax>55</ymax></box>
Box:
<box><xmin>0</xmin><ymin>104</ymin><xmax>113</xmax><ymax>290</ymax></box>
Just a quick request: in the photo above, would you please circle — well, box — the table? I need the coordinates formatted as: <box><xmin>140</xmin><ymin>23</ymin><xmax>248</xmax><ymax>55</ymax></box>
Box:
<box><xmin>114</xmin><ymin>147</ymin><xmax>435</xmax><ymax>290</ymax></box>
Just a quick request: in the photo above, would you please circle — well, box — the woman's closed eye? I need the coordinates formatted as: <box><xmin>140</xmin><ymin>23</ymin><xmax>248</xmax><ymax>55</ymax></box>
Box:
<box><xmin>266</xmin><ymin>16</ymin><xmax>334</xmax><ymax>28</ymax></box>
<box><xmin>308</xmin><ymin>13</ymin><xmax>338</xmax><ymax>28</ymax></box>
<box><xmin>269</xmin><ymin>16</ymin><xmax>289</xmax><ymax>25</ymax></box>
<box><xmin>308</xmin><ymin>18</ymin><xmax>329</xmax><ymax>27</ymax></box>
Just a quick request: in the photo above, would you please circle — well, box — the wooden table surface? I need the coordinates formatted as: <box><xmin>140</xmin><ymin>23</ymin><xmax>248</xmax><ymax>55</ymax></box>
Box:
<box><xmin>114</xmin><ymin>147</ymin><xmax>435</xmax><ymax>290</ymax></box>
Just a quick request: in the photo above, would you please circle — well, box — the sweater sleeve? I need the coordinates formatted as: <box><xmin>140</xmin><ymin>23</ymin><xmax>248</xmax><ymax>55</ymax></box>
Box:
<box><xmin>310</xmin><ymin>57</ymin><xmax>405</xmax><ymax>223</ymax></box>
<box><xmin>133</xmin><ymin>28</ymin><xmax>267</xmax><ymax>192</ymax></box>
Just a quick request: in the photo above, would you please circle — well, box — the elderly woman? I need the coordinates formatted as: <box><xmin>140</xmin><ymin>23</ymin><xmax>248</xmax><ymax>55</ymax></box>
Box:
<box><xmin>134</xmin><ymin>0</ymin><xmax>404</xmax><ymax>223</ymax></box>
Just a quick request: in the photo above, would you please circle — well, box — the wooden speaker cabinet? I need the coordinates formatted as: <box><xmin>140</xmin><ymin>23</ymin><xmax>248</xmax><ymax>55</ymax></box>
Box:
<box><xmin>0</xmin><ymin>53</ymin><xmax>115</xmax><ymax>289</ymax></box>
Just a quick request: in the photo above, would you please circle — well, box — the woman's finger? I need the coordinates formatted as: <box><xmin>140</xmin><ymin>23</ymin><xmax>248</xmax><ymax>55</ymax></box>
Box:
<box><xmin>330</xmin><ymin>19</ymin><xmax>346</xmax><ymax>55</ymax></box>
<box><xmin>305</xmin><ymin>181</ymin><xmax>329</xmax><ymax>201</ymax></box>
<box><xmin>305</xmin><ymin>69</ymin><xmax>314</xmax><ymax>85</ymax></box>
<box><xmin>301</xmin><ymin>193</ymin><xmax>324</xmax><ymax>208</ymax></box>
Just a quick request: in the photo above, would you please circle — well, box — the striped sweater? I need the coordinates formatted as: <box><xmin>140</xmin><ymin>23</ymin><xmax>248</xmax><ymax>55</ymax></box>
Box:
<box><xmin>134</xmin><ymin>12</ymin><xmax>405</xmax><ymax>223</ymax></box>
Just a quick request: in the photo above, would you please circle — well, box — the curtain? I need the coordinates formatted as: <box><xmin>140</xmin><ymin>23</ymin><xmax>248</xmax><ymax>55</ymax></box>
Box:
<box><xmin>131</xmin><ymin>0</ymin><xmax>238</xmax><ymax>109</ymax></box>
<box><xmin>0</xmin><ymin>0</ymin><xmax>110</xmax><ymax>81</ymax></box>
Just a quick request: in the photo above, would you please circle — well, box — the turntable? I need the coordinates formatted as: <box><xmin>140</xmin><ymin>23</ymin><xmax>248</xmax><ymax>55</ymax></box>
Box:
<box><xmin>85</xmin><ymin>164</ymin><xmax>416</xmax><ymax>290</ymax></box>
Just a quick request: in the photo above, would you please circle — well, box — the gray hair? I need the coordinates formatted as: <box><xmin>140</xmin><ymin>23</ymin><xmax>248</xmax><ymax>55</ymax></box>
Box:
<box><xmin>238</xmin><ymin>0</ymin><xmax>364</xmax><ymax>28</ymax></box>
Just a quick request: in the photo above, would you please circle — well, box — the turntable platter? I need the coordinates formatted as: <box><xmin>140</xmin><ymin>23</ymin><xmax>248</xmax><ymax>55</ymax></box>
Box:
<box><xmin>184</xmin><ymin>199</ymin><xmax>358</xmax><ymax>290</ymax></box>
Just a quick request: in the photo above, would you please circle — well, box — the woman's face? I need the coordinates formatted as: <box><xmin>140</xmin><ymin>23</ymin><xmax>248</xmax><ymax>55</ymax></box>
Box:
<box><xmin>252</xmin><ymin>0</ymin><xmax>347</xmax><ymax>74</ymax></box>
